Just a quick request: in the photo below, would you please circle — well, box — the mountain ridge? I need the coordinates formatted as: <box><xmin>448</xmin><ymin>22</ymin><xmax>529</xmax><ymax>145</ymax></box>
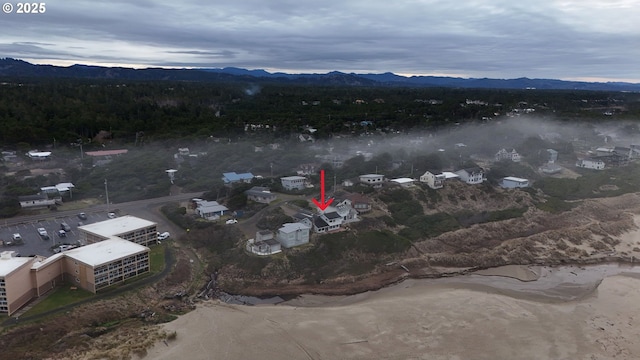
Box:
<box><xmin>1</xmin><ymin>58</ymin><xmax>639</xmax><ymax>91</ymax></box>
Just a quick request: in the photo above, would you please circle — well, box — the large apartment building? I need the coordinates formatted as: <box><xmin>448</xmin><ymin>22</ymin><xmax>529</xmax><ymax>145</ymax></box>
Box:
<box><xmin>0</xmin><ymin>215</ymin><xmax>154</xmax><ymax>316</ymax></box>
<box><xmin>78</xmin><ymin>215</ymin><xmax>158</xmax><ymax>246</ymax></box>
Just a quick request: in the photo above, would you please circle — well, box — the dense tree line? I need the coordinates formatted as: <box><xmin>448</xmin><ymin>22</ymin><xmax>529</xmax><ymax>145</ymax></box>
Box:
<box><xmin>1</xmin><ymin>78</ymin><xmax>638</xmax><ymax>147</ymax></box>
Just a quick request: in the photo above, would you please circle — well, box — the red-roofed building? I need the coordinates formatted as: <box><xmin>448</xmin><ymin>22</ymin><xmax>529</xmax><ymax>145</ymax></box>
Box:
<box><xmin>84</xmin><ymin>149</ymin><xmax>129</xmax><ymax>157</ymax></box>
<box><xmin>346</xmin><ymin>193</ymin><xmax>372</xmax><ymax>213</ymax></box>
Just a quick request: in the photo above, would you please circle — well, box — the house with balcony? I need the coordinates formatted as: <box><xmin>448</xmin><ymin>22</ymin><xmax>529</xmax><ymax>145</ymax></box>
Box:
<box><xmin>246</xmin><ymin>230</ymin><xmax>281</xmax><ymax>255</ymax></box>
<box><xmin>281</xmin><ymin>176</ymin><xmax>307</xmax><ymax>191</ymax></box>
<box><xmin>576</xmin><ymin>158</ymin><xmax>605</xmax><ymax>170</ymax></box>
<box><xmin>495</xmin><ymin>148</ymin><xmax>521</xmax><ymax>162</ymax></box>
<box><xmin>455</xmin><ymin>167</ymin><xmax>485</xmax><ymax>184</ymax></box>
<box><xmin>345</xmin><ymin>193</ymin><xmax>372</xmax><ymax>213</ymax></box>
<box><xmin>420</xmin><ymin>170</ymin><xmax>445</xmax><ymax>189</ymax></box>
<box><xmin>359</xmin><ymin>174</ymin><xmax>384</xmax><ymax>188</ymax></box>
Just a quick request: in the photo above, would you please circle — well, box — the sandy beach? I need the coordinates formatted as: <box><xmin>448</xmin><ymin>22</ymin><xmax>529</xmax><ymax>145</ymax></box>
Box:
<box><xmin>141</xmin><ymin>270</ymin><xmax>640</xmax><ymax>360</ymax></box>
<box><xmin>138</xmin><ymin>213</ymin><xmax>640</xmax><ymax>360</ymax></box>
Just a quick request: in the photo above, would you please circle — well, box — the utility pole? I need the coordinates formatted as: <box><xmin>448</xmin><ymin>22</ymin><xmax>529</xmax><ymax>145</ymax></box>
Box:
<box><xmin>105</xmin><ymin>179</ymin><xmax>110</xmax><ymax>212</ymax></box>
<box><xmin>333</xmin><ymin>174</ymin><xmax>337</xmax><ymax>195</ymax></box>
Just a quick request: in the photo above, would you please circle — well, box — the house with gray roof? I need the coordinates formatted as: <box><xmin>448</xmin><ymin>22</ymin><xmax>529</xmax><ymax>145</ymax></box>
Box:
<box><xmin>194</xmin><ymin>200</ymin><xmax>229</xmax><ymax>220</ymax></box>
<box><xmin>245</xmin><ymin>187</ymin><xmax>277</xmax><ymax>204</ymax></box>
<box><xmin>276</xmin><ymin>223</ymin><xmax>311</xmax><ymax>248</ymax></box>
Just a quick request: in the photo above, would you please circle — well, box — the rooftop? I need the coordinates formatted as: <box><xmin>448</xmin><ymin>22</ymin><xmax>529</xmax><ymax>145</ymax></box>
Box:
<box><xmin>0</xmin><ymin>251</ymin><xmax>34</xmax><ymax>277</ymax></box>
<box><xmin>442</xmin><ymin>172</ymin><xmax>460</xmax><ymax>179</ymax></box>
<box><xmin>360</xmin><ymin>174</ymin><xmax>384</xmax><ymax>178</ymax></box>
<box><xmin>323</xmin><ymin>211</ymin><xmax>342</xmax><ymax>219</ymax></box>
<box><xmin>78</xmin><ymin>215</ymin><xmax>156</xmax><ymax>238</ymax></box>
<box><xmin>391</xmin><ymin>177</ymin><xmax>415</xmax><ymax>184</ymax></box>
<box><xmin>503</xmin><ymin>176</ymin><xmax>529</xmax><ymax>182</ymax></box>
<box><xmin>84</xmin><ymin>149</ymin><xmax>129</xmax><ymax>157</ymax></box>
<box><xmin>64</xmin><ymin>238</ymin><xmax>149</xmax><ymax>267</ymax></box>
<box><xmin>281</xmin><ymin>175</ymin><xmax>306</xmax><ymax>181</ymax></box>
<box><xmin>279</xmin><ymin>222</ymin><xmax>310</xmax><ymax>233</ymax></box>
<box><xmin>222</xmin><ymin>172</ymin><xmax>254</xmax><ymax>182</ymax></box>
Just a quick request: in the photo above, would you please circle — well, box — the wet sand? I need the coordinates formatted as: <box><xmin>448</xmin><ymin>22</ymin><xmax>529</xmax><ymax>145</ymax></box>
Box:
<box><xmin>142</xmin><ymin>270</ymin><xmax>640</xmax><ymax>360</ymax></box>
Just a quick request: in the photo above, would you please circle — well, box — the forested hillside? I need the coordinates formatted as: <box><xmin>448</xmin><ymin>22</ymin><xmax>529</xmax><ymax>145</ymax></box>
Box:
<box><xmin>1</xmin><ymin>79</ymin><xmax>639</xmax><ymax>146</ymax></box>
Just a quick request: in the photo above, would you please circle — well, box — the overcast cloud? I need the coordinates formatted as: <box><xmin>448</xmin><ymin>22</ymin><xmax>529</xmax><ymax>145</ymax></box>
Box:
<box><xmin>1</xmin><ymin>0</ymin><xmax>639</xmax><ymax>82</ymax></box>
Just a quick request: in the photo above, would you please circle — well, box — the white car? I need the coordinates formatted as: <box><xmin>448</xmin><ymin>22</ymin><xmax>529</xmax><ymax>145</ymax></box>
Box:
<box><xmin>225</xmin><ymin>219</ymin><xmax>238</xmax><ymax>225</ymax></box>
<box><xmin>37</xmin><ymin>227</ymin><xmax>48</xmax><ymax>237</ymax></box>
<box><xmin>12</xmin><ymin>233</ymin><xmax>22</xmax><ymax>241</ymax></box>
<box><xmin>157</xmin><ymin>232</ymin><xmax>170</xmax><ymax>241</ymax></box>
<box><xmin>54</xmin><ymin>244</ymin><xmax>76</xmax><ymax>253</ymax></box>
<box><xmin>108</xmin><ymin>212</ymin><xmax>117</xmax><ymax>219</ymax></box>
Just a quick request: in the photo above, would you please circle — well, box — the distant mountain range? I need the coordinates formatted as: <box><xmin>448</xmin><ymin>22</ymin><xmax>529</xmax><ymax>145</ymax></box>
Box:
<box><xmin>1</xmin><ymin>58</ymin><xmax>639</xmax><ymax>91</ymax></box>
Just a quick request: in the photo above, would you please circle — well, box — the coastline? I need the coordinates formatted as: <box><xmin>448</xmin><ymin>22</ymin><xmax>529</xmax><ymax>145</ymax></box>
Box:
<box><xmin>140</xmin><ymin>269</ymin><xmax>640</xmax><ymax>360</ymax></box>
<box><xmin>137</xmin><ymin>213</ymin><xmax>640</xmax><ymax>359</ymax></box>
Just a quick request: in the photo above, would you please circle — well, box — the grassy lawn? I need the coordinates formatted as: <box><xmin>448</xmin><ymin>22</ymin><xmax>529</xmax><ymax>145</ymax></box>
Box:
<box><xmin>149</xmin><ymin>242</ymin><xmax>166</xmax><ymax>274</ymax></box>
<box><xmin>25</xmin><ymin>285</ymin><xmax>94</xmax><ymax>316</ymax></box>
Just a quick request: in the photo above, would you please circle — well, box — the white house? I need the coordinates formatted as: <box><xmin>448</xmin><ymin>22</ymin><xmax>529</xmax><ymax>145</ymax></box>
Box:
<box><xmin>359</xmin><ymin>174</ymin><xmax>384</xmax><ymax>187</ymax></box>
<box><xmin>246</xmin><ymin>230</ymin><xmax>281</xmax><ymax>255</ymax></box>
<box><xmin>194</xmin><ymin>200</ymin><xmax>229</xmax><ymax>220</ymax></box>
<box><xmin>420</xmin><ymin>170</ymin><xmax>445</xmax><ymax>189</ymax></box>
<box><xmin>455</xmin><ymin>167</ymin><xmax>485</xmax><ymax>184</ymax></box>
<box><xmin>18</xmin><ymin>194</ymin><xmax>57</xmax><ymax>209</ymax></box>
<box><xmin>26</xmin><ymin>150</ymin><xmax>51</xmax><ymax>160</ymax></box>
<box><xmin>329</xmin><ymin>199</ymin><xmax>359</xmax><ymax>224</ymax></box>
<box><xmin>547</xmin><ymin>149</ymin><xmax>558</xmax><ymax>163</ymax></box>
<box><xmin>495</xmin><ymin>148</ymin><xmax>521</xmax><ymax>162</ymax></box>
<box><xmin>391</xmin><ymin>178</ymin><xmax>415</xmax><ymax>188</ymax></box>
<box><xmin>281</xmin><ymin>176</ymin><xmax>307</xmax><ymax>191</ymax></box>
<box><xmin>276</xmin><ymin>223</ymin><xmax>311</xmax><ymax>248</ymax></box>
<box><xmin>500</xmin><ymin>176</ymin><xmax>530</xmax><ymax>188</ymax></box>
<box><xmin>576</xmin><ymin>158</ymin><xmax>605</xmax><ymax>170</ymax></box>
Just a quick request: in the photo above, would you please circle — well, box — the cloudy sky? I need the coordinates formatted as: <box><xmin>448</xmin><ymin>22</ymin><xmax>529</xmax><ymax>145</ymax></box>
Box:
<box><xmin>2</xmin><ymin>0</ymin><xmax>639</xmax><ymax>82</ymax></box>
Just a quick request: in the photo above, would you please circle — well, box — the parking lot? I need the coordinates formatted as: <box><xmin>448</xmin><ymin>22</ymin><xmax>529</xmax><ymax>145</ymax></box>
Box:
<box><xmin>0</xmin><ymin>212</ymin><xmax>116</xmax><ymax>257</ymax></box>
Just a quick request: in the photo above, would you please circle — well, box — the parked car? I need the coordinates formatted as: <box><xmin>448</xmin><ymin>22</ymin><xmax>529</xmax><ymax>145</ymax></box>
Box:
<box><xmin>77</xmin><ymin>212</ymin><xmax>87</xmax><ymax>220</ymax></box>
<box><xmin>157</xmin><ymin>231</ymin><xmax>171</xmax><ymax>241</ymax></box>
<box><xmin>60</xmin><ymin>222</ymin><xmax>71</xmax><ymax>232</ymax></box>
<box><xmin>57</xmin><ymin>230</ymin><xmax>67</xmax><ymax>237</ymax></box>
<box><xmin>107</xmin><ymin>212</ymin><xmax>117</xmax><ymax>219</ymax></box>
<box><xmin>225</xmin><ymin>219</ymin><xmax>238</xmax><ymax>225</ymax></box>
<box><xmin>37</xmin><ymin>228</ymin><xmax>48</xmax><ymax>237</ymax></box>
<box><xmin>53</xmin><ymin>244</ymin><xmax>76</xmax><ymax>253</ymax></box>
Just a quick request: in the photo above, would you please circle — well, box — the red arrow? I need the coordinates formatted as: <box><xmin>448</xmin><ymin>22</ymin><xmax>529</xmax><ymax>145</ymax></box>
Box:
<box><xmin>312</xmin><ymin>169</ymin><xmax>334</xmax><ymax>211</ymax></box>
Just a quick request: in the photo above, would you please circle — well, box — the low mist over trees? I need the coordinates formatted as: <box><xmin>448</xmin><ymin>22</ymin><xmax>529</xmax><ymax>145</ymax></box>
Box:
<box><xmin>1</xmin><ymin>79</ymin><xmax>639</xmax><ymax>147</ymax></box>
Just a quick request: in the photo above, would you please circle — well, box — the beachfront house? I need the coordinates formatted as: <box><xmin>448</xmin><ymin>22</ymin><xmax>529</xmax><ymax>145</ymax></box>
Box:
<box><xmin>420</xmin><ymin>170</ymin><xmax>445</xmax><ymax>189</ymax></box>
<box><xmin>276</xmin><ymin>223</ymin><xmax>311</xmax><ymax>248</ymax></box>
<box><xmin>455</xmin><ymin>167</ymin><xmax>485</xmax><ymax>184</ymax></box>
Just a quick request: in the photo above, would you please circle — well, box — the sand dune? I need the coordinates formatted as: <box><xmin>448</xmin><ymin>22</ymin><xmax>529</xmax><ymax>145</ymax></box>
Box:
<box><xmin>142</xmin><ymin>274</ymin><xmax>640</xmax><ymax>360</ymax></box>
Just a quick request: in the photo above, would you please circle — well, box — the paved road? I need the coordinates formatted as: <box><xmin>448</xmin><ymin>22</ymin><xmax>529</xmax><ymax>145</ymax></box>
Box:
<box><xmin>1</xmin><ymin>192</ymin><xmax>204</xmax><ymax>227</ymax></box>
